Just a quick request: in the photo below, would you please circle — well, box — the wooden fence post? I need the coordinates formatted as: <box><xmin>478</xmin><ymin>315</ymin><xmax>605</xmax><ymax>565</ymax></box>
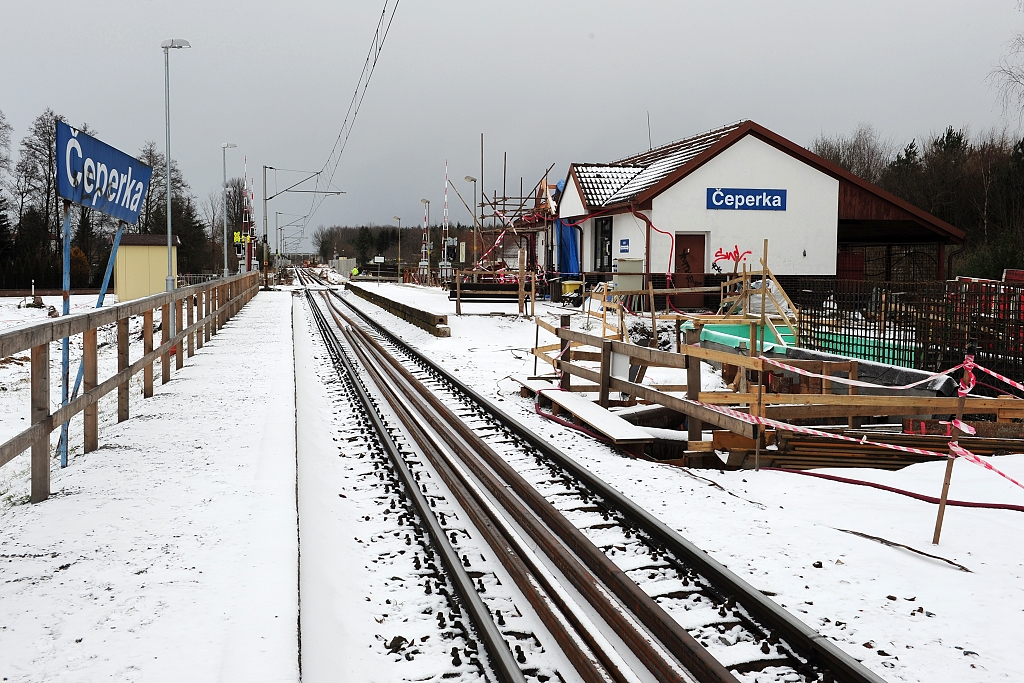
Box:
<box><xmin>160</xmin><ymin>304</ymin><xmax>170</xmax><ymax>384</ymax></box>
<box><xmin>186</xmin><ymin>292</ymin><xmax>195</xmax><ymax>357</ymax></box>
<box><xmin>686</xmin><ymin>328</ymin><xmax>702</xmax><ymax>441</ymax></box>
<box><xmin>117</xmin><ymin>318</ymin><xmax>129</xmax><ymax>422</ymax></box>
<box><xmin>212</xmin><ymin>286</ymin><xmax>219</xmax><ymax>335</ymax></box>
<box><xmin>83</xmin><ymin>328</ymin><xmax>98</xmax><ymax>453</ymax></box>
<box><xmin>848</xmin><ymin>361</ymin><xmax>860</xmax><ymax>429</ymax></box>
<box><xmin>175</xmin><ymin>297</ymin><xmax>184</xmax><ymax>370</ymax></box>
<box><xmin>559</xmin><ymin>314</ymin><xmax>571</xmax><ymax>391</ymax></box>
<box><xmin>518</xmin><ymin>249</ymin><xmax>526</xmax><ymax>316</ymax></box>
<box><xmin>30</xmin><ymin>343</ymin><xmax>50</xmax><ymax>503</ymax></box>
<box><xmin>599</xmin><ymin>339</ymin><xmax>612</xmax><ymax>408</ymax></box>
<box><xmin>143</xmin><ymin>310</ymin><xmax>154</xmax><ymax>398</ymax></box>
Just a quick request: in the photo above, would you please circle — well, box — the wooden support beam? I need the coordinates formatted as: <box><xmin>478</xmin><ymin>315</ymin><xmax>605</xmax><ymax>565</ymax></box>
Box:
<box><xmin>187</xmin><ymin>293</ymin><xmax>195</xmax><ymax>357</ymax></box>
<box><xmin>117</xmin><ymin>318</ymin><xmax>129</xmax><ymax>422</ymax></box>
<box><xmin>30</xmin><ymin>343</ymin><xmax>49</xmax><ymax>503</ymax></box>
<box><xmin>559</xmin><ymin>314</ymin><xmax>571</xmax><ymax>391</ymax></box>
<box><xmin>160</xmin><ymin>304</ymin><xmax>170</xmax><ymax>385</ymax></box>
<box><xmin>175</xmin><ymin>298</ymin><xmax>184</xmax><ymax>370</ymax></box>
<box><xmin>599</xmin><ymin>339</ymin><xmax>612</xmax><ymax>408</ymax></box>
<box><xmin>143</xmin><ymin>310</ymin><xmax>154</xmax><ymax>398</ymax></box>
<box><xmin>83</xmin><ymin>328</ymin><xmax>98</xmax><ymax>453</ymax></box>
<box><xmin>687</xmin><ymin>332</ymin><xmax>702</xmax><ymax>441</ymax></box>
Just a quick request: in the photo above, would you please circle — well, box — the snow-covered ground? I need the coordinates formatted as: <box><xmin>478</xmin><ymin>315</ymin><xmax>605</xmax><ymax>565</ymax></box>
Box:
<box><xmin>0</xmin><ymin>292</ymin><xmax>298</xmax><ymax>681</ymax></box>
<box><xmin>336</xmin><ymin>278</ymin><xmax>1024</xmax><ymax>683</ymax></box>
<box><xmin>2</xmin><ymin>276</ymin><xmax>1022</xmax><ymax>682</ymax></box>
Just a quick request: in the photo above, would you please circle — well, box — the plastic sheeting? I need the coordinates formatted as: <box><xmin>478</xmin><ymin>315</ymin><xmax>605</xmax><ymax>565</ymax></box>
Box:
<box><xmin>556</xmin><ymin>218</ymin><xmax>580</xmax><ymax>275</ymax></box>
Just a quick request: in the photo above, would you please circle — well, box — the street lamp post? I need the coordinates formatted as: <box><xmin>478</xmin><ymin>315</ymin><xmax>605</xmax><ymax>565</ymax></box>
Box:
<box><xmin>392</xmin><ymin>216</ymin><xmax>401</xmax><ymax>272</ymax></box>
<box><xmin>221</xmin><ymin>143</ymin><xmax>237</xmax><ymax>276</ymax></box>
<box><xmin>161</xmin><ymin>38</ymin><xmax>189</xmax><ymax>337</ymax></box>
<box><xmin>464</xmin><ymin>175</ymin><xmax>478</xmax><ymax>265</ymax></box>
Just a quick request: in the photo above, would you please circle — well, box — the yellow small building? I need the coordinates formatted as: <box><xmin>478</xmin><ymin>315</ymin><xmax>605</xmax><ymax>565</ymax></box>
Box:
<box><xmin>114</xmin><ymin>234</ymin><xmax>179</xmax><ymax>302</ymax></box>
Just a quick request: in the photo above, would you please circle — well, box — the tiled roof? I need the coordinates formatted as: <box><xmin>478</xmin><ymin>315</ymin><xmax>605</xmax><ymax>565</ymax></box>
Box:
<box><xmin>571</xmin><ymin>122</ymin><xmax>745</xmax><ymax>208</ymax></box>
<box><xmin>573</xmin><ymin>165</ymin><xmax>643</xmax><ymax>207</ymax></box>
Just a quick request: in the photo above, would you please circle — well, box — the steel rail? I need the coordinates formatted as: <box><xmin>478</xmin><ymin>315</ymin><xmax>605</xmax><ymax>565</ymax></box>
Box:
<box><xmin>322</xmin><ymin>297</ymin><xmax>622</xmax><ymax>683</ymax></box>
<box><xmin>302</xmin><ymin>288</ymin><xmax>527</xmax><ymax>683</ymax></box>
<box><xmin>319</xmin><ymin>274</ymin><xmax>888</xmax><ymax>683</ymax></box>
<box><xmin>323</xmin><ymin>293</ymin><xmax>690</xmax><ymax>683</ymax></box>
<box><xmin>326</xmin><ymin>293</ymin><xmax>727</xmax><ymax>683</ymax></box>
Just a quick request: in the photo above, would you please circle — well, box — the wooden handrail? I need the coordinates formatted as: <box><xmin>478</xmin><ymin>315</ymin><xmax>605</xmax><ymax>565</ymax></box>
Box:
<box><xmin>0</xmin><ymin>272</ymin><xmax>260</xmax><ymax>502</ymax></box>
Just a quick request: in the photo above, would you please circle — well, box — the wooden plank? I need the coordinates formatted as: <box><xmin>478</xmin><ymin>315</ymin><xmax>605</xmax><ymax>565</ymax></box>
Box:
<box><xmin>510</xmin><ymin>376</ymin><xmax>556</xmax><ymax>396</ymax></box>
<box><xmin>539</xmin><ymin>388</ymin><xmax>653</xmax><ymax>444</ymax></box>
<box><xmin>607</xmin><ymin>377</ymin><xmax>759</xmax><ymax>440</ymax></box>
<box><xmin>118</xmin><ymin>318</ymin><xmax>129</xmax><ymax>422</ymax></box>
<box><xmin>698</xmin><ymin>392</ymin><xmax>1021</xmax><ymax>411</ymax></box>
<box><xmin>0</xmin><ymin>274</ymin><xmax>252</xmax><ymax>357</ymax></box>
<box><xmin>599</xmin><ymin>339</ymin><xmax>612</xmax><ymax>408</ymax></box>
<box><xmin>608</xmin><ymin>286</ymin><xmax>720</xmax><ymax>296</ymax></box>
<box><xmin>175</xmin><ymin>298</ymin><xmax>184</xmax><ymax>370</ymax></box>
<box><xmin>161</xmin><ymin>304</ymin><xmax>170</xmax><ymax>385</ymax></box>
<box><xmin>83</xmin><ymin>328</ymin><xmax>98</xmax><ymax>454</ymax></box>
<box><xmin>144</xmin><ymin>310</ymin><xmax>154</xmax><ymax>398</ymax></box>
<box><xmin>30</xmin><ymin>343</ymin><xmax>49</xmax><ymax>503</ymax></box>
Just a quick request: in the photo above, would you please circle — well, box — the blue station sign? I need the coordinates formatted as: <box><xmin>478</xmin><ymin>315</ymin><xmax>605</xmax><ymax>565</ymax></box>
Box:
<box><xmin>707</xmin><ymin>187</ymin><xmax>786</xmax><ymax>211</ymax></box>
<box><xmin>56</xmin><ymin>121</ymin><xmax>153</xmax><ymax>225</ymax></box>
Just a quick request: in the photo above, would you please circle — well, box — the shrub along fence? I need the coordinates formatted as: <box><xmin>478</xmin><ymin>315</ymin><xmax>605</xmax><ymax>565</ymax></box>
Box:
<box><xmin>0</xmin><ymin>272</ymin><xmax>260</xmax><ymax>503</ymax></box>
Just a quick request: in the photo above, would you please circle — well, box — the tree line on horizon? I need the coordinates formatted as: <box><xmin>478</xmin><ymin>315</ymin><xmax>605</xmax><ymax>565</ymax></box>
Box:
<box><xmin>0</xmin><ymin>107</ymin><xmax>253</xmax><ymax>289</ymax></box>
<box><xmin>312</xmin><ymin>223</ymin><xmax>473</xmax><ymax>268</ymax></box>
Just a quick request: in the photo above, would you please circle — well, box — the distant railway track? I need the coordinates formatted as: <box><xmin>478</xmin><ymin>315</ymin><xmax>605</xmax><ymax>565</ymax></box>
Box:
<box><xmin>297</xmin><ymin>268</ymin><xmax>888</xmax><ymax>683</ymax></box>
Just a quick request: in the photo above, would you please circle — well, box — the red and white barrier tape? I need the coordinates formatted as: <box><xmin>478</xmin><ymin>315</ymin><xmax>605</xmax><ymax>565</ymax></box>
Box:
<box><xmin>697</xmin><ymin>400</ymin><xmax>1024</xmax><ymax>491</ymax></box>
<box><xmin>973</xmin><ymin>362</ymin><xmax>1024</xmax><ymax>393</ymax></box>
<box><xmin>949</xmin><ymin>441</ymin><xmax>1024</xmax><ymax>489</ymax></box>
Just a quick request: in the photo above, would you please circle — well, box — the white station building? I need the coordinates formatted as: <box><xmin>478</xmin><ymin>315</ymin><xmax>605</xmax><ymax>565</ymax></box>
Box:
<box><xmin>555</xmin><ymin>121</ymin><xmax>964</xmax><ymax>282</ymax></box>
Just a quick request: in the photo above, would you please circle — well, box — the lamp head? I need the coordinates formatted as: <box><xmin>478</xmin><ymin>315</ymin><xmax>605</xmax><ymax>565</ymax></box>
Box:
<box><xmin>464</xmin><ymin>176</ymin><xmax>476</xmax><ymax>183</ymax></box>
<box><xmin>221</xmin><ymin>142</ymin><xmax>237</xmax><ymax>149</ymax></box>
<box><xmin>161</xmin><ymin>39</ymin><xmax>191</xmax><ymax>49</ymax></box>
<box><xmin>420</xmin><ymin>198</ymin><xmax>429</xmax><ymax>205</ymax></box>
<box><xmin>393</xmin><ymin>216</ymin><xmax>401</xmax><ymax>221</ymax></box>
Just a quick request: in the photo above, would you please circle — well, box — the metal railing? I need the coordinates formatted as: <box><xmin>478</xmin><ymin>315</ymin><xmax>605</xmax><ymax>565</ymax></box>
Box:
<box><xmin>791</xmin><ymin>277</ymin><xmax>1024</xmax><ymax>389</ymax></box>
<box><xmin>177</xmin><ymin>273</ymin><xmax>223</xmax><ymax>287</ymax></box>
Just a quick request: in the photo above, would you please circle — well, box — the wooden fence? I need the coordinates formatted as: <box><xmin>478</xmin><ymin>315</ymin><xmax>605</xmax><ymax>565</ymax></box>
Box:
<box><xmin>532</xmin><ymin>318</ymin><xmax>1024</xmax><ymax>446</ymax></box>
<box><xmin>0</xmin><ymin>272</ymin><xmax>260</xmax><ymax>503</ymax></box>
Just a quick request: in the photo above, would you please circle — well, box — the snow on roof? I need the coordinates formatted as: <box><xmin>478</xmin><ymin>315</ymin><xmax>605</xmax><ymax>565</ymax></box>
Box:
<box><xmin>571</xmin><ymin>122</ymin><xmax>744</xmax><ymax>208</ymax></box>
<box><xmin>573</xmin><ymin>164</ymin><xmax>644</xmax><ymax>208</ymax></box>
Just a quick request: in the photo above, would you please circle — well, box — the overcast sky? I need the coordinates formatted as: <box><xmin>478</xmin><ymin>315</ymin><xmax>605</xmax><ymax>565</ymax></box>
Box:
<box><xmin>2</xmin><ymin>1</ymin><xmax>1022</xmax><ymax>250</ymax></box>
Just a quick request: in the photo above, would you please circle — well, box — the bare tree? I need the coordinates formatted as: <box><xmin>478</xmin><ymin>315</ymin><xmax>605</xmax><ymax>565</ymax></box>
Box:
<box><xmin>811</xmin><ymin>123</ymin><xmax>895</xmax><ymax>184</ymax></box>
<box><xmin>0</xmin><ymin>108</ymin><xmax>12</xmax><ymax>176</ymax></box>
<box><xmin>990</xmin><ymin>3</ymin><xmax>1024</xmax><ymax>119</ymax></box>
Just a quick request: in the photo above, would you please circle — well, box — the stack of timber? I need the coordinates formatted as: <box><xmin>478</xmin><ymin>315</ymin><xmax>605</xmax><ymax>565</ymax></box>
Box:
<box><xmin>767</xmin><ymin>428</ymin><xmax>1024</xmax><ymax>471</ymax></box>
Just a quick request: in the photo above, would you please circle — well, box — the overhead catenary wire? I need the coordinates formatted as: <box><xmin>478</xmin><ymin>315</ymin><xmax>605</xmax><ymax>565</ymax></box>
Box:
<box><xmin>303</xmin><ymin>0</ymin><xmax>401</xmax><ymax>229</ymax></box>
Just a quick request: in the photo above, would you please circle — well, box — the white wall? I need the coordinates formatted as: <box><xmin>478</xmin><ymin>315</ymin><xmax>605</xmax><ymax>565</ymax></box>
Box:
<box><xmin>651</xmin><ymin>135</ymin><xmax>839</xmax><ymax>275</ymax></box>
<box><xmin>557</xmin><ymin>175</ymin><xmax>587</xmax><ymax>218</ymax></box>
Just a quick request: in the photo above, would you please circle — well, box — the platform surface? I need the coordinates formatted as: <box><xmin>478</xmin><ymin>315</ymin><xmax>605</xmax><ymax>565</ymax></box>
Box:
<box><xmin>0</xmin><ymin>292</ymin><xmax>299</xmax><ymax>682</ymax></box>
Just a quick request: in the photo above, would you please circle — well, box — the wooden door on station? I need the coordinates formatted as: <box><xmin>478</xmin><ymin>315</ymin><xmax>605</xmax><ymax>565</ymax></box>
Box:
<box><xmin>674</xmin><ymin>234</ymin><xmax>706</xmax><ymax>308</ymax></box>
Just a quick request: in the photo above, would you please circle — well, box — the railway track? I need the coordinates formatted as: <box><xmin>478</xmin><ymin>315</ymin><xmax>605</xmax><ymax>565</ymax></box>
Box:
<box><xmin>297</xmin><ymin>268</ymin><xmax>888</xmax><ymax>683</ymax></box>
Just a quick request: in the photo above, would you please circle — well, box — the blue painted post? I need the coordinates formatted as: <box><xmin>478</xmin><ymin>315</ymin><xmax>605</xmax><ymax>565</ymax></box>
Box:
<box><xmin>59</xmin><ymin>201</ymin><xmax>72</xmax><ymax>468</ymax></box>
<box><xmin>68</xmin><ymin>222</ymin><xmax>126</xmax><ymax>402</ymax></box>
<box><xmin>58</xmin><ymin>221</ymin><xmax>127</xmax><ymax>464</ymax></box>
